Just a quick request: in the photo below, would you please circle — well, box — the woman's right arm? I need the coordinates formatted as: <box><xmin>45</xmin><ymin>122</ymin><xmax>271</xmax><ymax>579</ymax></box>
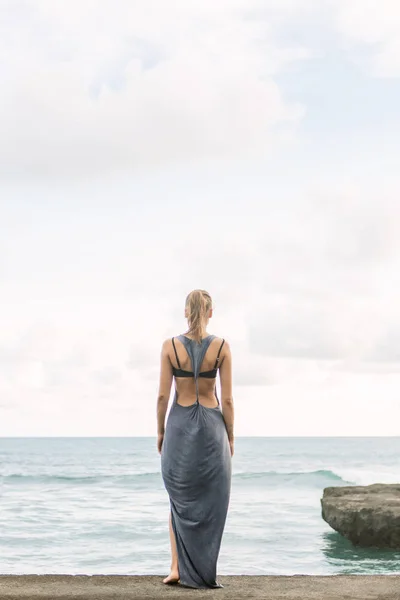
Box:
<box><xmin>219</xmin><ymin>340</ymin><xmax>234</xmax><ymax>456</ymax></box>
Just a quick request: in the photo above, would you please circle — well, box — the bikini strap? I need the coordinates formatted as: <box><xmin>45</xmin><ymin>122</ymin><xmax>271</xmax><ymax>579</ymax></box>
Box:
<box><xmin>171</xmin><ymin>337</ymin><xmax>181</xmax><ymax>369</ymax></box>
<box><xmin>213</xmin><ymin>339</ymin><xmax>225</xmax><ymax>369</ymax></box>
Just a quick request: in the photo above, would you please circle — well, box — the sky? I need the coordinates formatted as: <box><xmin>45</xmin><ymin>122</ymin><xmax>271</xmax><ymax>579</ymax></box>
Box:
<box><xmin>1</xmin><ymin>0</ymin><xmax>400</xmax><ymax>437</ymax></box>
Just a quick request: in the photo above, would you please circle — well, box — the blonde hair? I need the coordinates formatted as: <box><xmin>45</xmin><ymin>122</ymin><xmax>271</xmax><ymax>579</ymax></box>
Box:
<box><xmin>184</xmin><ymin>289</ymin><xmax>212</xmax><ymax>343</ymax></box>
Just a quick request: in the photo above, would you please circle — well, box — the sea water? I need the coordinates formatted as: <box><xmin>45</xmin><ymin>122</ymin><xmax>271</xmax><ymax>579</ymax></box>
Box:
<box><xmin>1</xmin><ymin>436</ymin><xmax>399</xmax><ymax>575</ymax></box>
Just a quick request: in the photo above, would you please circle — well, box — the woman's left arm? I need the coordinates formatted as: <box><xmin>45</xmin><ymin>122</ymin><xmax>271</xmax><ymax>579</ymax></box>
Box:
<box><xmin>156</xmin><ymin>339</ymin><xmax>173</xmax><ymax>451</ymax></box>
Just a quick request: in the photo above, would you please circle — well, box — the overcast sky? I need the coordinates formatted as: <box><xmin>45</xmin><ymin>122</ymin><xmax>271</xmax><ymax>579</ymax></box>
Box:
<box><xmin>1</xmin><ymin>0</ymin><xmax>400</xmax><ymax>436</ymax></box>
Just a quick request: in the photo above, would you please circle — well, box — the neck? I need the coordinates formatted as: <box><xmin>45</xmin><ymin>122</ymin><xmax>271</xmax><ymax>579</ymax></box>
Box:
<box><xmin>185</xmin><ymin>327</ymin><xmax>208</xmax><ymax>338</ymax></box>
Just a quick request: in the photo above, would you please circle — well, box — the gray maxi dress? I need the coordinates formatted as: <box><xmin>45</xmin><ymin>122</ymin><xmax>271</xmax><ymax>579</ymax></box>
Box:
<box><xmin>161</xmin><ymin>334</ymin><xmax>232</xmax><ymax>589</ymax></box>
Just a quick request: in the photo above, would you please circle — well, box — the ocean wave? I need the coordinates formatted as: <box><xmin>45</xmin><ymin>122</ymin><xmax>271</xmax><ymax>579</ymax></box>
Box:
<box><xmin>232</xmin><ymin>469</ymin><xmax>352</xmax><ymax>486</ymax></box>
<box><xmin>1</xmin><ymin>468</ymin><xmax>351</xmax><ymax>487</ymax></box>
<box><xmin>1</xmin><ymin>472</ymin><xmax>162</xmax><ymax>485</ymax></box>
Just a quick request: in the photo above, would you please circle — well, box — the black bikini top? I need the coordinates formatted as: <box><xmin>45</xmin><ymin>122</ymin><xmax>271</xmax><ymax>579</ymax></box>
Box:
<box><xmin>171</xmin><ymin>337</ymin><xmax>225</xmax><ymax>378</ymax></box>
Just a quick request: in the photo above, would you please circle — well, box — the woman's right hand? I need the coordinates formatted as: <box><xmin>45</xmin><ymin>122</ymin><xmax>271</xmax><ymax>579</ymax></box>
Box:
<box><xmin>157</xmin><ymin>433</ymin><xmax>164</xmax><ymax>454</ymax></box>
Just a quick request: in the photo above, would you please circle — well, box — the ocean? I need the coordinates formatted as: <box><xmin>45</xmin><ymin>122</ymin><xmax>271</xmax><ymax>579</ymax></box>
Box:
<box><xmin>1</xmin><ymin>437</ymin><xmax>399</xmax><ymax>576</ymax></box>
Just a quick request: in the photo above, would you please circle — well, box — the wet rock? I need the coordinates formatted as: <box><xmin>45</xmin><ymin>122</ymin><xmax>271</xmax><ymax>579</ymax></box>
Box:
<box><xmin>321</xmin><ymin>483</ymin><xmax>400</xmax><ymax>549</ymax></box>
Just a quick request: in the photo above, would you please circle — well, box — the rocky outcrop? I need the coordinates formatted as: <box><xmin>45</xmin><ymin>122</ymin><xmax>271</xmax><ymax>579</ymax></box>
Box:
<box><xmin>321</xmin><ymin>483</ymin><xmax>400</xmax><ymax>549</ymax></box>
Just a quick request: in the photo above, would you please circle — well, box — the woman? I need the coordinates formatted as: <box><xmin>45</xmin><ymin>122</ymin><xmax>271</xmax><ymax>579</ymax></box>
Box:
<box><xmin>156</xmin><ymin>289</ymin><xmax>234</xmax><ymax>589</ymax></box>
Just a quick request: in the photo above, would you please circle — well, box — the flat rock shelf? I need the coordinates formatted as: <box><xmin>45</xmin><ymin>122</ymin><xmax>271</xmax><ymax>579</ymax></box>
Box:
<box><xmin>1</xmin><ymin>575</ymin><xmax>400</xmax><ymax>600</ymax></box>
<box><xmin>321</xmin><ymin>483</ymin><xmax>400</xmax><ymax>549</ymax></box>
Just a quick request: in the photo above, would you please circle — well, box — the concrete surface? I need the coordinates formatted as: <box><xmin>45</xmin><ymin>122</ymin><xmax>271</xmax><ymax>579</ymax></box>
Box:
<box><xmin>0</xmin><ymin>575</ymin><xmax>399</xmax><ymax>599</ymax></box>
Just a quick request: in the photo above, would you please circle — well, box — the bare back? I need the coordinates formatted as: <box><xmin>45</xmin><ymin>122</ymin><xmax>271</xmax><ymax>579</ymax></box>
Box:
<box><xmin>168</xmin><ymin>335</ymin><xmax>228</xmax><ymax>408</ymax></box>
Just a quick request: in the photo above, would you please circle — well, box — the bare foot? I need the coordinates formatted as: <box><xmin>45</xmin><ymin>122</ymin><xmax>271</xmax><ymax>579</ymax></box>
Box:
<box><xmin>163</xmin><ymin>571</ymin><xmax>180</xmax><ymax>585</ymax></box>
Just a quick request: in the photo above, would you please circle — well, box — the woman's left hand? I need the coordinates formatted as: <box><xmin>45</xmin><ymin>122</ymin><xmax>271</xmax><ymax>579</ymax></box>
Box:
<box><xmin>157</xmin><ymin>433</ymin><xmax>164</xmax><ymax>454</ymax></box>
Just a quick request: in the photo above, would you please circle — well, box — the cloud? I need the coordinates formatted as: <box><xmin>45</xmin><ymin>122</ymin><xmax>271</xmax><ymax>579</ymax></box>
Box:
<box><xmin>334</xmin><ymin>0</ymin><xmax>400</xmax><ymax>77</ymax></box>
<box><xmin>243</xmin><ymin>183</ymin><xmax>400</xmax><ymax>363</ymax></box>
<box><xmin>1</xmin><ymin>1</ymin><xmax>400</xmax><ymax>435</ymax></box>
<box><xmin>0</xmin><ymin>0</ymin><xmax>312</xmax><ymax>179</ymax></box>
<box><xmin>364</xmin><ymin>326</ymin><xmax>400</xmax><ymax>362</ymax></box>
<box><xmin>331</xmin><ymin>359</ymin><xmax>400</xmax><ymax>374</ymax></box>
<box><xmin>247</xmin><ymin>292</ymin><xmax>382</xmax><ymax>361</ymax></box>
<box><xmin>1</xmin><ymin>171</ymin><xmax>399</xmax><ymax>432</ymax></box>
<box><xmin>233</xmin><ymin>359</ymin><xmax>275</xmax><ymax>386</ymax></box>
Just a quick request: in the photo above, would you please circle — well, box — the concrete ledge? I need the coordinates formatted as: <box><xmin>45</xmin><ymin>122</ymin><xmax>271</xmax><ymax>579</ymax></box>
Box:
<box><xmin>0</xmin><ymin>575</ymin><xmax>400</xmax><ymax>599</ymax></box>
